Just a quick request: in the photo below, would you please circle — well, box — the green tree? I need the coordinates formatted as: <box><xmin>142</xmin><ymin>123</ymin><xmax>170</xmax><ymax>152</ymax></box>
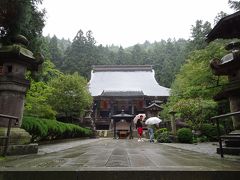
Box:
<box><xmin>58</xmin><ymin>37</ymin><xmax>71</xmax><ymax>52</ymax></box>
<box><xmin>37</xmin><ymin>59</ymin><xmax>63</xmax><ymax>82</ymax></box>
<box><xmin>162</xmin><ymin>41</ymin><xmax>228</xmax><ymax>129</ymax></box>
<box><xmin>116</xmin><ymin>46</ymin><xmax>124</xmax><ymax>64</ymax></box>
<box><xmin>0</xmin><ymin>0</ymin><xmax>45</xmax><ymax>52</ymax></box>
<box><xmin>62</xmin><ymin>30</ymin><xmax>99</xmax><ymax>79</ymax></box>
<box><xmin>189</xmin><ymin>20</ymin><xmax>212</xmax><ymax>50</ymax></box>
<box><xmin>228</xmin><ymin>0</ymin><xmax>240</xmax><ymax>11</ymax></box>
<box><xmin>214</xmin><ymin>11</ymin><xmax>228</xmax><ymax>25</ymax></box>
<box><xmin>49</xmin><ymin>35</ymin><xmax>63</xmax><ymax>67</ymax></box>
<box><xmin>24</xmin><ymin>80</ymin><xmax>56</xmax><ymax>119</ymax></box>
<box><xmin>149</xmin><ymin>39</ymin><xmax>189</xmax><ymax>87</ymax></box>
<box><xmin>48</xmin><ymin>73</ymin><xmax>93</xmax><ymax>121</ymax></box>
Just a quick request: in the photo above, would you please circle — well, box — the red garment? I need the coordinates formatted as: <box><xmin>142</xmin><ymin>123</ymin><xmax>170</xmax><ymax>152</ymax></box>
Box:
<box><xmin>137</xmin><ymin>127</ymin><xmax>143</xmax><ymax>136</ymax></box>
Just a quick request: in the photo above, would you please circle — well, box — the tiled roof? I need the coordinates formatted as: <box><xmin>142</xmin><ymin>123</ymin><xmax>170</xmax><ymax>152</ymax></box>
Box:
<box><xmin>100</xmin><ymin>90</ymin><xmax>144</xmax><ymax>97</ymax></box>
<box><xmin>88</xmin><ymin>65</ymin><xmax>170</xmax><ymax>97</ymax></box>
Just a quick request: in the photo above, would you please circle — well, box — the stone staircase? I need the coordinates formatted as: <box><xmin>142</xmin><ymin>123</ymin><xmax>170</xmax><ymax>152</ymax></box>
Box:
<box><xmin>217</xmin><ymin>130</ymin><xmax>240</xmax><ymax>156</ymax></box>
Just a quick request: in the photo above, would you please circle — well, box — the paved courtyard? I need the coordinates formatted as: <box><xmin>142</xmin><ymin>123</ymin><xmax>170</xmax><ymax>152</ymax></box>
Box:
<box><xmin>0</xmin><ymin>138</ymin><xmax>240</xmax><ymax>171</ymax></box>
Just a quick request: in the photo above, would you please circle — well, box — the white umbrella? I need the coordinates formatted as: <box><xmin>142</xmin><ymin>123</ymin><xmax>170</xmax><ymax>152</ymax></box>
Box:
<box><xmin>133</xmin><ymin>113</ymin><xmax>146</xmax><ymax>124</ymax></box>
<box><xmin>145</xmin><ymin>117</ymin><xmax>162</xmax><ymax>125</ymax></box>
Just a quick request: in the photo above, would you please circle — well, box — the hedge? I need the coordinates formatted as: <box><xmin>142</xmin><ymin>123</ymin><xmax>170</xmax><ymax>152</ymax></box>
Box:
<box><xmin>21</xmin><ymin>116</ymin><xmax>92</xmax><ymax>142</ymax></box>
<box><xmin>200</xmin><ymin>123</ymin><xmax>224</xmax><ymax>141</ymax></box>
<box><xmin>177</xmin><ymin>128</ymin><xmax>193</xmax><ymax>143</ymax></box>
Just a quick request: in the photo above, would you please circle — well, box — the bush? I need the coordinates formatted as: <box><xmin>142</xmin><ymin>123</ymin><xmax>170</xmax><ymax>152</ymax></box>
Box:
<box><xmin>154</xmin><ymin>128</ymin><xmax>168</xmax><ymax>139</ymax></box>
<box><xmin>192</xmin><ymin>135</ymin><xmax>209</xmax><ymax>144</ymax></box>
<box><xmin>21</xmin><ymin>116</ymin><xmax>92</xmax><ymax>142</ymax></box>
<box><xmin>177</xmin><ymin>128</ymin><xmax>193</xmax><ymax>143</ymax></box>
<box><xmin>154</xmin><ymin>128</ymin><xmax>171</xmax><ymax>143</ymax></box>
<box><xmin>158</xmin><ymin>131</ymin><xmax>172</xmax><ymax>143</ymax></box>
<box><xmin>198</xmin><ymin>135</ymin><xmax>209</xmax><ymax>142</ymax></box>
<box><xmin>200</xmin><ymin>123</ymin><xmax>224</xmax><ymax>141</ymax></box>
<box><xmin>21</xmin><ymin>116</ymin><xmax>48</xmax><ymax>141</ymax></box>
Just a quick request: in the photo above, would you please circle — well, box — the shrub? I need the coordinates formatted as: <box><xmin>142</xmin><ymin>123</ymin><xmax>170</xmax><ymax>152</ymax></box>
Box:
<box><xmin>200</xmin><ymin>123</ymin><xmax>224</xmax><ymax>141</ymax></box>
<box><xmin>21</xmin><ymin>116</ymin><xmax>48</xmax><ymax>141</ymax></box>
<box><xmin>198</xmin><ymin>135</ymin><xmax>209</xmax><ymax>142</ymax></box>
<box><xmin>154</xmin><ymin>128</ymin><xmax>166</xmax><ymax>139</ymax></box>
<box><xmin>154</xmin><ymin>128</ymin><xmax>171</xmax><ymax>143</ymax></box>
<box><xmin>177</xmin><ymin>128</ymin><xmax>193</xmax><ymax>143</ymax></box>
<box><xmin>21</xmin><ymin>116</ymin><xmax>92</xmax><ymax>142</ymax></box>
<box><xmin>158</xmin><ymin>131</ymin><xmax>172</xmax><ymax>143</ymax></box>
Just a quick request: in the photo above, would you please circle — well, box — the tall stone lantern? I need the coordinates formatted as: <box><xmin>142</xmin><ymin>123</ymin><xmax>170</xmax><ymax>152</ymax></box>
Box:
<box><xmin>206</xmin><ymin>11</ymin><xmax>240</xmax><ymax>131</ymax></box>
<box><xmin>169</xmin><ymin>110</ymin><xmax>177</xmax><ymax>135</ymax></box>
<box><xmin>0</xmin><ymin>35</ymin><xmax>43</xmax><ymax>155</ymax></box>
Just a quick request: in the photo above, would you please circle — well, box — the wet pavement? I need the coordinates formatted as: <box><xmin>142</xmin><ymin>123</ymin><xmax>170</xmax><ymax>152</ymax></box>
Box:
<box><xmin>0</xmin><ymin>138</ymin><xmax>240</xmax><ymax>171</ymax></box>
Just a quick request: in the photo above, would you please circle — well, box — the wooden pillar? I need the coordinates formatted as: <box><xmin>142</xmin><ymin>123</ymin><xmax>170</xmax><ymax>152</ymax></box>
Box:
<box><xmin>131</xmin><ymin>100</ymin><xmax>134</xmax><ymax>115</ymax></box>
<box><xmin>129</xmin><ymin>120</ymin><xmax>133</xmax><ymax>139</ymax></box>
<box><xmin>113</xmin><ymin>119</ymin><xmax>116</xmax><ymax>139</ymax></box>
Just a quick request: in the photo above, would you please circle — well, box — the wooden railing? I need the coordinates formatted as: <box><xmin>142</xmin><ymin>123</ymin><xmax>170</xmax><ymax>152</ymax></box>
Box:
<box><xmin>0</xmin><ymin>114</ymin><xmax>19</xmax><ymax>156</ymax></box>
<box><xmin>211</xmin><ymin>111</ymin><xmax>240</xmax><ymax>158</ymax></box>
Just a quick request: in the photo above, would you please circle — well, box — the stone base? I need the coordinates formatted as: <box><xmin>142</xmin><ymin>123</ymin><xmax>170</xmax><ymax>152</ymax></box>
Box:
<box><xmin>0</xmin><ymin>170</ymin><xmax>240</xmax><ymax>180</ymax></box>
<box><xmin>217</xmin><ymin>147</ymin><xmax>240</xmax><ymax>155</ymax></box>
<box><xmin>0</xmin><ymin>127</ymin><xmax>31</xmax><ymax>145</ymax></box>
<box><xmin>0</xmin><ymin>143</ymin><xmax>38</xmax><ymax>156</ymax></box>
<box><xmin>225</xmin><ymin>139</ymin><xmax>240</xmax><ymax>147</ymax></box>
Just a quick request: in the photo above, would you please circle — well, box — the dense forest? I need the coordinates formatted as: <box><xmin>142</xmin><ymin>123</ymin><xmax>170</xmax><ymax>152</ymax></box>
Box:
<box><xmin>1</xmin><ymin>0</ymin><xmax>240</xmax><ymax>136</ymax></box>
<box><xmin>43</xmin><ymin>33</ymin><xmax>189</xmax><ymax>88</ymax></box>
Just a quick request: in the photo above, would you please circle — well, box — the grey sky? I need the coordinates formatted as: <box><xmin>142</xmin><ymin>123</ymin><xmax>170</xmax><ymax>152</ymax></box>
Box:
<box><xmin>41</xmin><ymin>0</ymin><xmax>233</xmax><ymax>47</ymax></box>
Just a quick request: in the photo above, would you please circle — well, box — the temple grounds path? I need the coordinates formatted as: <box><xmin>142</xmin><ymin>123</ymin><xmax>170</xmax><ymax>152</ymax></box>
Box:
<box><xmin>0</xmin><ymin>138</ymin><xmax>239</xmax><ymax>170</ymax></box>
<box><xmin>0</xmin><ymin>138</ymin><xmax>240</xmax><ymax>180</ymax></box>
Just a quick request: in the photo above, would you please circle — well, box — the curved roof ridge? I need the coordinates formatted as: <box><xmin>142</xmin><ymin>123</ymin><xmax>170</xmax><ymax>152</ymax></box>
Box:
<box><xmin>92</xmin><ymin>65</ymin><xmax>152</xmax><ymax>72</ymax></box>
<box><xmin>88</xmin><ymin>65</ymin><xmax>170</xmax><ymax>97</ymax></box>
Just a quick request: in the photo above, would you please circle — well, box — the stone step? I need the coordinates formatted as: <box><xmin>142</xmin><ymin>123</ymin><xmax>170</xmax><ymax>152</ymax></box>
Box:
<box><xmin>217</xmin><ymin>146</ymin><xmax>240</xmax><ymax>155</ymax></box>
<box><xmin>221</xmin><ymin>134</ymin><xmax>240</xmax><ymax>139</ymax></box>
<box><xmin>0</xmin><ymin>136</ymin><xmax>8</xmax><ymax>139</ymax></box>
<box><xmin>225</xmin><ymin>139</ymin><xmax>240</xmax><ymax>147</ymax></box>
<box><xmin>0</xmin><ymin>170</ymin><xmax>240</xmax><ymax>180</ymax></box>
<box><xmin>0</xmin><ymin>143</ymin><xmax>38</xmax><ymax>156</ymax></box>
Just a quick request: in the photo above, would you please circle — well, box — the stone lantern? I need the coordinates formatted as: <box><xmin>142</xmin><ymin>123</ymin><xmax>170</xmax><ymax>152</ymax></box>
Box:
<box><xmin>169</xmin><ymin>110</ymin><xmax>177</xmax><ymax>135</ymax></box>
<box><xmin>206</xmin><ymin>11</ymin><xmax>240</xmax><ymax>130</ymax></box>
<box><xmin>206</xmin><ymin>11</ymin><xmax>240</xmax><ymax>155</ymax></box>
<box><xmin>210</xmin><ymin>42</ymin><xmax>240</xmax><ymax>129</ymax></box>
<box><xmin>0</xmin><ymin>35</ymin><xmax>43</xmax><ymax>155</ymax></box>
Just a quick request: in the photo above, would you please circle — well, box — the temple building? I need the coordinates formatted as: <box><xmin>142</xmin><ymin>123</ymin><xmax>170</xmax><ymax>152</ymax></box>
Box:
<box><xmin>88</xmin><ymin>65</ymin><xmax>170</xmax><ymax>131</ymax></box>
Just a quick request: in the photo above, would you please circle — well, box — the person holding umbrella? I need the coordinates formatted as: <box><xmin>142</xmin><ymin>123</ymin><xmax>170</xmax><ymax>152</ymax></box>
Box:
<box><xmin>136</xmin><ymin>115</ymin><xmax>144</xmax><ymax>142</ymax></box>
<box><xmin>148</xmin><ymin>124</ymin><xmax>155</xmax><ymax>143</ymax></box>
<box><xmin>145</xmin><ymin>117</ymin><xmax>162</xmax><ymax>143</ymax></box>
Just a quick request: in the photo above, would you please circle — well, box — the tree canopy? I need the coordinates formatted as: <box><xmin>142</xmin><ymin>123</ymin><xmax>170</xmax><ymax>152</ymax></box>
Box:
<box><xmin>161</xmin><ymin>41</ymin><xmax>229</xmax><ymax>129</ymax></box>
<box><xmin>48</xmin><ymin>73</ymin><xmax>93</xmax><ymax>120</ymax></box>
<box><xmin>228</xmin><ymin>0</ymin><xmax>240</xmax><ymax>11</ymax></box>
<box><xmin>0</xmin><ymin>0</ymin><xmax>45</xmax><ymax>52</ymax></box>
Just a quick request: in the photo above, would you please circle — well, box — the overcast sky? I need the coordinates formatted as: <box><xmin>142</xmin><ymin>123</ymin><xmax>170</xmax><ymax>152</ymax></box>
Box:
<box><xmin>41</xmin><ymin>0</ymin><xmax>234</xmax><ymax>47</ymax></box>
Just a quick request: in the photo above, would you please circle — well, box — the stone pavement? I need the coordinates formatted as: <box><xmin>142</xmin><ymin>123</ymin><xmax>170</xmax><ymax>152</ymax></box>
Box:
<box><xmin>162</xmin><ymin>142</ymin><xmax>218</xmax><ymax>155</ymax></box>
<box><xmin>0</xmin><ymin>138</ymin><xmax>239</xmax><ymax>170</ymax></box>
<box><xmin>0</xmin><ymin>138</ymin><xmax>240</xmax><ymax>180</ymax></box>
